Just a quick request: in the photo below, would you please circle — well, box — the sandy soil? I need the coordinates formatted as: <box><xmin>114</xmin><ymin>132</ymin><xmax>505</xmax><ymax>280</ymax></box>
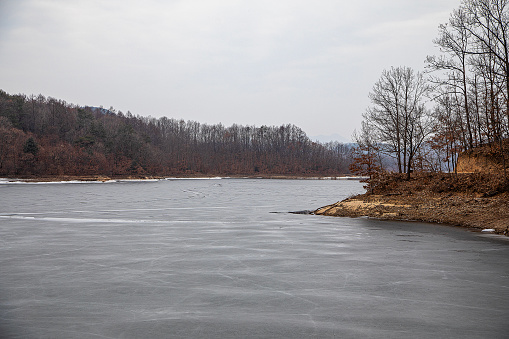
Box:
<box><xmin>315</xmin><ymin>173</ymin><xmax>509</xmax><ymax>236</ymax></box>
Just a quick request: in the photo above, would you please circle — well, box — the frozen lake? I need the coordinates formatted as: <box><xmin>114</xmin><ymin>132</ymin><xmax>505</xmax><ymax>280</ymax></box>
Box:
<box><xmin>0</xmin><ymin>178</ymin><xmax>508</xmax><ymax>338</ymax></box>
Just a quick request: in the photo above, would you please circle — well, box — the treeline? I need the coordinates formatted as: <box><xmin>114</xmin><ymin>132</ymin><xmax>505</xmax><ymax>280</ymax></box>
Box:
<box><xmin>0</xmin><ymin>90</ymin><xmax>352</xmax><ymax>177</ymax></box>
<box><xmin>353</xmin><ymin>0</ymin><xmax>509</xmax><ymax>179</ymax></box>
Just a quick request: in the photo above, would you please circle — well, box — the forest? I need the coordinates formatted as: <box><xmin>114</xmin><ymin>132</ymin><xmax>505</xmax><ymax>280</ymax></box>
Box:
<box><xmin>0</xmin><ymin>90</ymin><xmax>352</xmax><ymax>178</ymax></box>
<box><xmin>351</xmin><ymin>0</ymin><xmax>509</xmax><ymax>180</ymax></box>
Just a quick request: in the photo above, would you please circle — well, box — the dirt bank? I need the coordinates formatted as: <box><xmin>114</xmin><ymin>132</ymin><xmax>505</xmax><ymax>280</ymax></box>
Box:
<box><xmin>314</xmin><ymin>173</ymin><xmax>509</xmax><ymax>236</ymax></box>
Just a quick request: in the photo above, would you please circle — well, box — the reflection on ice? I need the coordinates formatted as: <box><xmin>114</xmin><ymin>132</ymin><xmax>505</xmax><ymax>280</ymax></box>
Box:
<box><xmin>0</xmin><ymin>214</ymin><xmax>170</xmax><ymax>224</ymax></box>
<box><xmin>0</xmin><ymin>213</ymin><xmax>297</xmax><ymax>225</ymax></box>
<box><xmin>165</xmin><ymin>177</ymin><xmax>227</xmax><ymax>180</ymax></box>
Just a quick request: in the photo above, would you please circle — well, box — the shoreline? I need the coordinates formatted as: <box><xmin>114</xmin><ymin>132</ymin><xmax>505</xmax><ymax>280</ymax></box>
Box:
<box><xmin>0</xmin><ymin>175</ymin><xmax>163</xmax><ymax>183</ymax></box>
<box><xmin>0</xmin><ymin>174</ymin><xmax>362</xmax><ymax>183</ymax></box>
<box><xmin>314</xmin><ymin>191</ymin><xmax>509</xmax><ymax>236</ymax></box>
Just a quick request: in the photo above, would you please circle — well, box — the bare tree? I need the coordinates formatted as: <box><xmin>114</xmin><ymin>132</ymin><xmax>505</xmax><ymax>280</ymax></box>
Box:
<box><xmin>426</xmin><ymin>7</ymin><xmax>476</xmax><ymax>149</ymax></box>
<box><xmin>363</xmin><ymin>66</ymin><xmax>432</xmax><ymax>179</ymax></box>
<box><xmin>463</xmin><ymin>0</ymin><xmax>509</xmax><ymax>129</ymax></box>
<box><xmin>427</xmin><ymin>0</ymin><xmax>509</xmax><ymax>176</ymax></box>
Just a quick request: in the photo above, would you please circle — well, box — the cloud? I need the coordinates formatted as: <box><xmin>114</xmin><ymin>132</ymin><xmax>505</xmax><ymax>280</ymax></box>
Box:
<box><xmin>0</xmin><ymin>0</ymin><xmax>460</xmax><ymax>139</ymax></box>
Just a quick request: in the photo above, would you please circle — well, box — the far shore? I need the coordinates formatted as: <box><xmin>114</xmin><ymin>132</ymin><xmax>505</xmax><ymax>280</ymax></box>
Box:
<box><xmin>0</xmin><ymin>174</ymin><xmax>364</xmax><ymax>183</ymax></box>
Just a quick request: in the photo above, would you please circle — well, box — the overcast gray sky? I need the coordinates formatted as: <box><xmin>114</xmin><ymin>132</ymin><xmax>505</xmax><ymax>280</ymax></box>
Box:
<box><xmin>0</xmin><ymin>0</ymin><xmax>460</xmax><ymax>141</ymax></box>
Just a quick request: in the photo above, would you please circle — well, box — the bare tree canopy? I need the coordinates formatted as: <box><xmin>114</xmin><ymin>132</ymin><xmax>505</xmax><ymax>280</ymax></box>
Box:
<box><xmin>362</xmin><ymin>66</ymin><xmax>432</xmax><ymax>178</ymax></box>
<box><xmin>424</xmin><ymin>0</ymin><xmax>509</xmax><ymax>175</ymax></box>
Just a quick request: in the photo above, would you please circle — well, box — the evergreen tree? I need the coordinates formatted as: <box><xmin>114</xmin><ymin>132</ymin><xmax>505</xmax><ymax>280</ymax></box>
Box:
<box><xmin>23</xmin><ymin>137</ymin><xmax>39</xmax><ymax>156</ymax></box>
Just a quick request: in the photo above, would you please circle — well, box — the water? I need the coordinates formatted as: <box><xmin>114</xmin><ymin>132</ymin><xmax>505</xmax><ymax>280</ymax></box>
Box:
<box><xmin>0</xmin><ymin>178</ymin><xmax>508</xmax><ymax>338</ymax></box>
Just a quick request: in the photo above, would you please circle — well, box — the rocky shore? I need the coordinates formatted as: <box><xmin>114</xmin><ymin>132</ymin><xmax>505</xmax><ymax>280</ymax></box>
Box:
<box><xmin>314</xmin><ymin>173</ymin><xmax>509</xmax><ymax>236</ymax></box>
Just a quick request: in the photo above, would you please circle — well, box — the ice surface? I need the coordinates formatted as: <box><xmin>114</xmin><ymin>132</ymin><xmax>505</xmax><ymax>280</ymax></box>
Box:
<box><xmin>1</xmin><ymin>179</ymin><xmax>509</xmax><ymax>338</ymax></box>
<box><xmin>165</xmin><ymin>177</ymin><xmax>226</xmax><ymax>180</ymax></box>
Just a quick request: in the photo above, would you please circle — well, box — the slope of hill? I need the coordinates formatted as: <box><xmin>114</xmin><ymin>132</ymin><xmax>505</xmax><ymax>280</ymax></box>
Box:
<box><xmin>0</xmin><ymin>90</ymin><xmax>352</xmax><ymax>178</ymax></box>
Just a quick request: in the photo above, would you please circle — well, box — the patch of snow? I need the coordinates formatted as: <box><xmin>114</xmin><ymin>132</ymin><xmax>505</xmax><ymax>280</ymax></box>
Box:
<box><xmin>481</xmin><ymin>228</ymin><xmax>496</xmax><ymax>233</ymax></box>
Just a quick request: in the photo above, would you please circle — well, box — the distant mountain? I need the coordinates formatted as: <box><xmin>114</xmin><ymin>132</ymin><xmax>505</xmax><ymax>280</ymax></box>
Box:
<box><xmin>310</xmin><ymin>133</ymin><xmax>351</xmax><ymax>144</ymax></box>
<box><xmin>84</xmin><ymin>106</ymin><xmax>114</xmax><ymax>115</ymax></box>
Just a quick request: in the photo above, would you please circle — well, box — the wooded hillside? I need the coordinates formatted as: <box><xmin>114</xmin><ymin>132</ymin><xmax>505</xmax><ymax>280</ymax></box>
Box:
<box><xmin>0</xmin><ymin>90</ymin><xmax>352</xmax><ymax>177</ymax></box>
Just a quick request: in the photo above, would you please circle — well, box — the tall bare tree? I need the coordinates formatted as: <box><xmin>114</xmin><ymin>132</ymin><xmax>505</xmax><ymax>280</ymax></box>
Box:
<box><xmin>463</xmin><ymin>0</ymin><xmax>509</xmax><ymax>129</ymax></box>
<box><xmin>427</xmin><ymin>0</ymin><xmax>509</xmax><ymax>175</ymax></box>
<box><xmin>363</xmin><ymin>66</ymin><xmax>432</xmax><ymax>179</ymax></box>
<box><xmin>426</xmin><ymin>7</ymin><xmax>476</xmax><ymax>149</ymax></box>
